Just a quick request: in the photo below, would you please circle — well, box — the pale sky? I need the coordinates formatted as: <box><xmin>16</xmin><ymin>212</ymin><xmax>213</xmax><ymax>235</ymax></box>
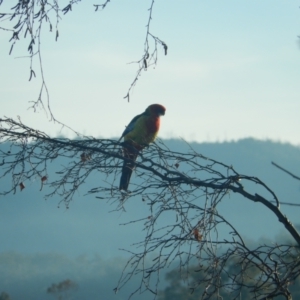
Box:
<box><xmin>1</xmin><ymin>0</ymin><xmax>300</xmax><ymax>145</ymax></box>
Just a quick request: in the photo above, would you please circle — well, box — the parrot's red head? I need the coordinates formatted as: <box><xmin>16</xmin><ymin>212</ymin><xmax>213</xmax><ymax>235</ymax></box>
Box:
<box><xmin>146</xmin><ymin>104</ymin><xmax>166</xmax><ymax>116</ymax></box>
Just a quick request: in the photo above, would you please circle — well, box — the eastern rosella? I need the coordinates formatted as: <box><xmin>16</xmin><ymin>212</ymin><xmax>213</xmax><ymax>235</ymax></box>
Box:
<box><xmin>119</xmin><ymin>104</ymin><xmax>166</xmax><ymax>191</ymax></box>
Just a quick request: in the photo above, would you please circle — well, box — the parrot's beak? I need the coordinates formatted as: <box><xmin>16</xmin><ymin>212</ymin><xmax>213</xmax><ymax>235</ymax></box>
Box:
<box><xmin>159</xmin><ymin>108</ymin><xmax>166</xmax><ymax>116</ymax></box>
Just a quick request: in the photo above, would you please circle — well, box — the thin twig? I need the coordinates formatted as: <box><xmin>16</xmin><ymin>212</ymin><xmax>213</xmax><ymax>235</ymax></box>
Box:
<box><xmin>272</xmin><ymin>161</ymin><xmax>300</xmax><ymax>181</ymax></box>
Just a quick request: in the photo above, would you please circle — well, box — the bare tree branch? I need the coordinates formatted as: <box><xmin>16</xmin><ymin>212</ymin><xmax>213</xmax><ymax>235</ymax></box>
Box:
<box><xmin>1</xmin><ymin>0</ymin><xmax>168</xmax><ymax>111</ymax></box>
<box><xmin>1</xmin><ymin>0</ymin><xmax>63</xmax><ymax>119</ymax></box>
<box><xmin>123</xmin><ymin>0</ymin><xmax>167</xmax><ymax>102</ymax></box>
<box><xmin>272</xmin><ymin>161</ymin><xmax>300</xmax><ymax>182</ymax></box>
<box><xmin>94</xmin><ymin>0</ymin><xmax>111</xmax><ymax>11</ymax></box>
<box><xmin>0</xmin><ymin>117</ymin><xmax>299</xmax><ymax>299</ymax></box>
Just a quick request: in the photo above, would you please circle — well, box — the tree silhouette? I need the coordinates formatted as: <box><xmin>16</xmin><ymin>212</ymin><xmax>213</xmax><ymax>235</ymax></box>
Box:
<box><xmin>159</xmin><ymin>253</ymin><xmax>300</xmax><ymax>300</ymax></box>
<box><xmin>0</xmin><ymin>117</ymin><xmax>299</xmax><ymax>299</ymax></box>
<box><xmin>47</xmin><ymin>279</ymin><xmax>78</xmax><ymax>300</ymax></box>
<box><xmin>0</xmin><ymin>292</ymin><xmax>11</xmax><ymax>300</ymax></box>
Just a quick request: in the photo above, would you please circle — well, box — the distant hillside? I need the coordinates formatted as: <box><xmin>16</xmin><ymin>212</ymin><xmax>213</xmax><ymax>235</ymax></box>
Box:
<box><xmin>166</xmin><ymin>138</ymin><xmax>300</xmax><ymax>177</ymax></box>
<box><xmin>166</xmin><ymin>138</ymin><xmax>300</xmax><ymax>232</ymax></box>
<box><xmin>166</xmin><ymin>137</ymin><xmax>300</xmax><ymax>201</ymax></box>
<box><xmin>0</xmin><ymin>138</ymin><xmax>299</xmax><ymax>299</ymax></box>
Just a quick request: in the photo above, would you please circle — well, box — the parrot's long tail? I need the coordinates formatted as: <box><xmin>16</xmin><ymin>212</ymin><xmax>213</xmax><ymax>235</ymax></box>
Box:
<box><xmin>119</xmin><ymin>145</ymin><xmax>139</xmax><ymax>191</ymax></box>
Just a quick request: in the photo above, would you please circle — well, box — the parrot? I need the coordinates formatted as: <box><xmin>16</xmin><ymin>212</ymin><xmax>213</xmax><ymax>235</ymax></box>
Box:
<box><xmin>118</xmin><ymin>104</ymin><xmax>166</xmax><ymax>191</ymax></box>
